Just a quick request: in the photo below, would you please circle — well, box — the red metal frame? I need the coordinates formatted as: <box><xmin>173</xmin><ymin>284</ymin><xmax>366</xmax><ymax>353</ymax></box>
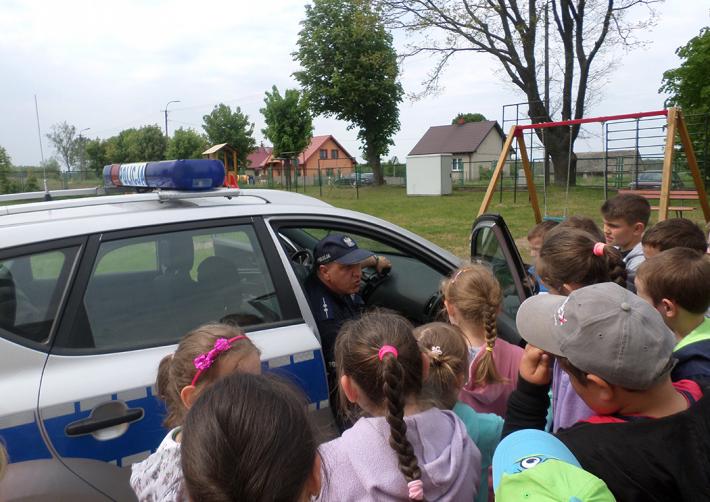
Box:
<box><xmin>514</xmin><ymin>109</ymin><xmax>668</xmax><ymax>134</ymax></box>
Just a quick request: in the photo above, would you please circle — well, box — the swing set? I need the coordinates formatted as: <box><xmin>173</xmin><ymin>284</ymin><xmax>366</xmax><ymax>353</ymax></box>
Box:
<box><xmin>477</xmin><ymin>107</ymin><xmax>710</xmax><ymax>224</ymax></box>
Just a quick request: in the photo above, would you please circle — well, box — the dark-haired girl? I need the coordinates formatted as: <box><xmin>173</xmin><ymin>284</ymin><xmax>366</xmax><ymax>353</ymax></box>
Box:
<box><xmin>316</xmin><ymin>311</ymin><xmax>480</xmax><ymax>501</ymax></box>
<box><xmin>181</xmin><ymin>373</ymin><xmax>321</xmax><ymax>502</ymax></box>
<box><xmin>130</xmin><ymin>323</ymin><xmax>261</xmax><ymax>501</ymax></box>
<box><xmin>536</xmin><ymin>227</ymin><xmax>627</xmax><ymax>430</ymax></box>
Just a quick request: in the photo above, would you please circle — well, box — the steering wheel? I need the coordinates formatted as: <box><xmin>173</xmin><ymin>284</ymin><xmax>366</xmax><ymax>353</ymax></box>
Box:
<box><xmin>360</xmin><ymin>265</ymin><xmax>391</xmax><ymax>302</ymax></box>
<box><xmin>423</xmin><ymin>290</ymin><xmax>446</xmax><ymax>322</ymax></box>
<box><xmin>290</xmin><ymin>249</ymin><xmax>314</xmax><ymax>268</ymax></box>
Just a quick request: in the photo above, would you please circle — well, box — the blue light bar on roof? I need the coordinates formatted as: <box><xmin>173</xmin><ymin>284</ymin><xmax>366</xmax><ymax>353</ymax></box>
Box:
<box><xmin>103</xmin><ymin>159</ymin><xmax>226</xmax><ymax>190</ymax></box>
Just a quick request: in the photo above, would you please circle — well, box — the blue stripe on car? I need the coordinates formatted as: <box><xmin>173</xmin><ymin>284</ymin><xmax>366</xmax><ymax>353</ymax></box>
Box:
<box><xmin>1</xmin><ymin>349</ymin><xmax>329</xmax><ymax>464</ymax></box>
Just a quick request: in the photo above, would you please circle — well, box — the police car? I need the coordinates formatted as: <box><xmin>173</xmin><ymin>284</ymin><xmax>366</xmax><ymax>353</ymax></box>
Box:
<box><xmin>0</xmin><ymin>160</ymin><xmax>531</xmax><ymax>500</ymax></box>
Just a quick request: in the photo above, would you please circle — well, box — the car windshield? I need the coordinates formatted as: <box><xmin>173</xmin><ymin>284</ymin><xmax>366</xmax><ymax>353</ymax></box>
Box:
<box><xmin>639</xmin><ymin>172</ymin><xmax>661</xmax><ymax>181</ymax></box>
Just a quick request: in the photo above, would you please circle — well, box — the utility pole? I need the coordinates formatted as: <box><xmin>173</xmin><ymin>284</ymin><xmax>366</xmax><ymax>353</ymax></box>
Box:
<box><xmin>163</xmin><ymin>100</ymin><xmax>180</xmax><ymax>137</ymax></box>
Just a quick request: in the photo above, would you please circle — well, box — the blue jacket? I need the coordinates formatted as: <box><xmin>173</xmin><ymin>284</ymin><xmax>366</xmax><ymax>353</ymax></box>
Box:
<box><xmin>673</xmin><ymin>338</ymin><xmax>710</xmax><ymax>386</ymax></box>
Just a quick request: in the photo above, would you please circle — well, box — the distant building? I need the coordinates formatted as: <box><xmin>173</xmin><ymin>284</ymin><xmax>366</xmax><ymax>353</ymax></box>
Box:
<box><xmin>249</xmin><ymin>135</ymin><xmax>355</xmax><ymax>181</ymax></box>
<box><xmin>408</xmin><ymin>121</ymin><xmax>507</xmax><ymax>181</ymax></box>
<box><xmin>575</xmin><ymin>149</ymin><xmax>641</xmax><ymax>176</ymax></box>
<box><xmin>297</xmin><ymin>135</ymin><xmax>355</xmax><ymax>178</ymax></box>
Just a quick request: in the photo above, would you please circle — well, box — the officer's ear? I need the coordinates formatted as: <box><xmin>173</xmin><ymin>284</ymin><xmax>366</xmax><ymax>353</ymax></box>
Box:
<box><xmin>318</xmin><ymin>263</ymin><xmax>332</xmax><ymax>279</ymax></box>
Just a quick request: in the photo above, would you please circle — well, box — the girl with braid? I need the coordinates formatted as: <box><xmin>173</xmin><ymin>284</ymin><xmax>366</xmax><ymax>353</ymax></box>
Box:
<box><xmin>414</xmin><ymin>322</ymin><xmax>503</xmax><ymax>502</ymax></box>
<box><xmin>316</xmin><ymin>311</ymin><xmax>480</xmax><ymax>502</ymax></box>
<box><xmin>536</xmin><ymin>227</ymin><xmax>627</xmax><ymax>431</ymax></box>
<box><xmin>442</xmin><ymin>264</ymin><xmax>523</xmax><ymax>417</ymax></box>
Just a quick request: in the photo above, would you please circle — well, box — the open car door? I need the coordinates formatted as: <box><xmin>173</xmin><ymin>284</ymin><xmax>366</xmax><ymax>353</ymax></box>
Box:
<box><xmin>470</xmin><ymin>214</ymin><xmax>534</xmax><ymax>346</ymax></box>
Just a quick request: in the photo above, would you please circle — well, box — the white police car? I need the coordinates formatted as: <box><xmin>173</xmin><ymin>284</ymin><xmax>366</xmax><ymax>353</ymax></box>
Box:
<box><xmin>0</xmin><ymin>160</ymin><xmax>531</xmax><ymax>500</ymax></box>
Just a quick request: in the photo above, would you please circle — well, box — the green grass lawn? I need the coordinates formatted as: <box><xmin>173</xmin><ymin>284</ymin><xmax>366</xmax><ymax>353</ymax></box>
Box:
<box><xmin>284</xmin><ymin>184</ymin><xmax>709</xmax><ymax>260</ymax></box>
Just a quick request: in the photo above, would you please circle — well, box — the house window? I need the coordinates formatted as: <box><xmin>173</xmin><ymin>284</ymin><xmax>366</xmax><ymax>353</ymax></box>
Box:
<box><xmin>452</xmin><ymin>158</ymin><xmax>464</xmax><ymax>172</ymax></box>
<box><xmin>319</xmin><ymin>149</ymin><xmax>328</xmax><ymax>160</ymax></box>
<box><xmin>331</xmin><ymin>149</ymin><xmax>339</xmax><ymax>159</ymax></box>
<box><xmin>325</xmin><ymin>168</ymin><xmax>334</xmax><ymax>177</ymax></box>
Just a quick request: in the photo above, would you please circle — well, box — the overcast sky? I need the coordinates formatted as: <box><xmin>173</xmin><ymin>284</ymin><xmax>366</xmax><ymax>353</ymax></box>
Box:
<box><xmin>1</xmin><ymin>0</ymin><xmax>708</xmax><ymax>166</ymax></box>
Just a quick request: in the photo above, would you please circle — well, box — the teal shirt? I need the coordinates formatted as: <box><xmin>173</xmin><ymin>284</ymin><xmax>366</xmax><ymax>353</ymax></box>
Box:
<box><xmin>453</xmin><ymin>401</ymin><xmax>503</xmax><ymax>502</ymax></box>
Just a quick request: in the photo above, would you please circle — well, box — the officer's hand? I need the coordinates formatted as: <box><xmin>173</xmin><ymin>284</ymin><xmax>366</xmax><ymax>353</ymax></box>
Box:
<box><xmin>375</xmin><ymin>256</ymin><xmax>392</xmax><ymax>276</ymax></box>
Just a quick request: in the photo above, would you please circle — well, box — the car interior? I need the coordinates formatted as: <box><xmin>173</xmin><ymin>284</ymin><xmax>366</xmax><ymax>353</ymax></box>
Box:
<box><xmin>277</xmin><ymin>226</ymin><xmax>451</xmax><ymax>327</ymax></box>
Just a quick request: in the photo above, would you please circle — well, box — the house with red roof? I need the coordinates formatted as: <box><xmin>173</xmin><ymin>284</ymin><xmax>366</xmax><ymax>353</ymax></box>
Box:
<box><xmin>408</xmin><ymin>121</ymin><xmax>506</xmax><ymax>181</ymax></box>
<box><xmin>246</xmin><ymin>146</ymin><xmax>282</xmax><ymax>176</ymax></box>
<box><xmin>296</xmin><ymin>135</ymin><xmax>355</xmax><ymax>178</ymax></box>
<box><xmin>248</xmin><ymin>135</ymin><xmax>355</xmax><ymax>180</ymax></box>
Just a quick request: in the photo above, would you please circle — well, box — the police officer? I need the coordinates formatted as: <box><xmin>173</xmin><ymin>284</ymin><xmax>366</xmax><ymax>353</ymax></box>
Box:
<box><xmin>305</xmin><ymin>234</ymin><xmax>391</xmax><ymax>419</ymax></box>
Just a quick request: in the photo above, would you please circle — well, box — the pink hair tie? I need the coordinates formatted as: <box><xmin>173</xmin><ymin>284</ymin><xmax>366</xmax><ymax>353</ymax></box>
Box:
<box><xmin>191</xmin><ymin>335</ymin><xmax>247</xmax><ymax>386</ymax></box>
<box><xmin>593</xmin><ymin>242</ymin><xmax>606</xmax><ymax>257</ymax></box>
<box><xmin>378</xmin><ymin>345</ymin><xmax>398</xmax><ymax>361</ymax></box>
<box><xmin>407</xmin><ymin>479</ymin><xmax>424</xmax><ymax>500</ymax></box>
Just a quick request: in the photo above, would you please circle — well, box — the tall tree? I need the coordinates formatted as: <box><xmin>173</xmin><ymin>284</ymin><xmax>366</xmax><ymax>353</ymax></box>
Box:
<box><xmin>294</xmin><ymin>0</ymin><xmax>404</xmax><ymax>185</ymax></box>
<box><xmin>166</xmin><ymin>128</ymin><xmax>209</xmax><ymax>160</ymax></box>
<box><xmin>260</xmin><ymin>86</ymin><xmax>313</xmax><ymax>158</ymax></box>
<box><xmin>380</xmin><ymin>0</ymin><xmax>658</xmax><ymax>185</ymax></box>
<box><xmin>660</xmin><ymin>27</ymin><xmax>710</xmax><ymax>179</ymax></box>
<box><xmin>202</xmin><ymin>104</ymin><xmax>256</xmax><ymax>168</ymax></box>
<box><xmin>46</xmin><ymin>121</ymin><xmax>79</xmax><ymax>172</ymax></box>
<box><xmin>451</xmin><ymin>112</ymin><xmax>487</xmax><ymax>125</ymax></box>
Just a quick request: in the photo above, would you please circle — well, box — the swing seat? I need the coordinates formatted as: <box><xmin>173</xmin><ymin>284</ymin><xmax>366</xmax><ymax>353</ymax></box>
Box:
<box><xmin>543</xmin><ymin>215</ymin><xmax>565</xmax><ymax>223</ymax></box>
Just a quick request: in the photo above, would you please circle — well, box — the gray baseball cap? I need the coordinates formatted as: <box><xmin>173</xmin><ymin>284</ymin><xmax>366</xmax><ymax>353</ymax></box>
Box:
<box><xmin>516</xmin><ymin>282</ymin><xmax>676</xmax><ymax>390</ymax></box>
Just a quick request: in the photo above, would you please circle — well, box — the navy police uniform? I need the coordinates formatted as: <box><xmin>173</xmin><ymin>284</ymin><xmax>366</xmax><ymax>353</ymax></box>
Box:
<box><xmin>304</xmin><ymin>234</ymin><xmax>373</xmax><ymax>422</ymax></box>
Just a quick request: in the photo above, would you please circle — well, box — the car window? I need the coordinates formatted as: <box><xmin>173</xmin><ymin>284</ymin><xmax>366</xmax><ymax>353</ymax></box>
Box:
<box><xmin>298</xmin><ymin>227</ymin><xmax>400</xmax><ymax>255</ymax></box>
<box><xmin>62</xmin><ymin>224</ymin><xmax>284</xmax><ymax>351</ymax></box>
<box><xmin>277</xmin><ymin>224</ymin><xmax>448</xmax><ymax>325</ymax></box>
<box><xmin>472</xmin><ymin>226</ymin><xmax>521</xmax><ymax>318</ymax></box>
<box><xmin>0</xmin><ymin>247</ymin><xmax>79</xmax><ymax>344</ymax></box>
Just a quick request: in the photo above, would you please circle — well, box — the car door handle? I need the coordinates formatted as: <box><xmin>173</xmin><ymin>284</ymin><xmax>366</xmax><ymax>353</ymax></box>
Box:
<box><xmin>65</xmin><ymin>402</ymin><xmax>144</xmax><ymax>437</ymax></box>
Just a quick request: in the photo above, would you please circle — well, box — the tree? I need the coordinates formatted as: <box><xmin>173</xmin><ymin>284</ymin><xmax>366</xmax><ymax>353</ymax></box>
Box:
<box><xmin>85</xmin><ymin>138</ymin><xmax>109</xmax><ymax>174</ymax></box>
<box><xmin>294</xmin><ymin>0</ymin><xmax>404</xmax><ymax>185</ymax></box>
<box><xmin>101</xmin><ymin>125</ymin><xmax>167</xmax><ymax>164</ymax></box>
<box><xmin>0</xmin><ymin>146</ymin><xmax>12</xmax><ymax>193</ymax></box>
<box><xmin>202</xmin><ymin>104</ymin><xmax>256</xmax><ymax>168</ymax></box>
<box><xmin>261</xmin><ymin>86</ymin><xmax>313</xmax><ymax>159</ymax></box>
<box><xmin>166</xmin><ymin>128</ymin><xmax>209</xmax><ymax>160</ymax></box>
<box><xmin>46</xmin><ymin>122</ymin><xmax>80</xmax><ymax>172</ymax></box>
<box><xmin>380</xmin><ymin>0</ymin><xmax>658</xmax><ymax>185</ymax></box>
<box><xmin>452</xmin><ymin>112</ymin><xmax>486</xmax><ymax>125</ymax></box>
<box><xmin>125</xmin><ymin>125</ymin><xmax>167</xmax><ymax>162</ymax></box>
<box><xmin>660</xmin><ymin>28</ymin><xmax>710</xmax><ymax>179</ymax></box>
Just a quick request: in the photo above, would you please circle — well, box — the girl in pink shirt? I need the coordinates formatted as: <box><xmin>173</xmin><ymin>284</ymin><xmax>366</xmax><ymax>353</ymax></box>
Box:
<box><xmin>442</xmin><ymin>264</ymin><xmax>523</xmax><ymax>417</ymax></box>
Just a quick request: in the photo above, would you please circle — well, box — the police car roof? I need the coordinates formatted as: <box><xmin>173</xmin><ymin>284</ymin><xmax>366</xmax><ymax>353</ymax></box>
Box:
<box><xmin>0</xmin><ymin>189</ymin><xmax>333</xmax><ymax>248</ymax></box>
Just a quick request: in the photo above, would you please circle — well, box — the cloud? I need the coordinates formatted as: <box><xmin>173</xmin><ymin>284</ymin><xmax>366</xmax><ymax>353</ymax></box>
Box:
<box><xmin>0</xmin><ymin>0</ymin><xmax>707</xmax><ymax>166</ymax></box>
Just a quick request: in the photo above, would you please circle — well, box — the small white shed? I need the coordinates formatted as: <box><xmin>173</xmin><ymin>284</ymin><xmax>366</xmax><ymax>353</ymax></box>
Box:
<box><xmin>406</xmin><ymin>154</ymin><xmax>453</xmax><ymax>195</ymax></box>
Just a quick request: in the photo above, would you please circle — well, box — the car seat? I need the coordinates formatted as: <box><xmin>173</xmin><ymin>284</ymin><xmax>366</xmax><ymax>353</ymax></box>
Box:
<box><xmin>196</xmin><ymin>255</ymin><xmax>244</xmax><ymax>323</ymax></box>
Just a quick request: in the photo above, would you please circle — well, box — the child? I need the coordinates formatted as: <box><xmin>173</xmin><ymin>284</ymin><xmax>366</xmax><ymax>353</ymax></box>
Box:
<box><xmin>504</xmin><ymin>282</ymin><xmax>707</xmax><ymax>501</ymax></box>
<box><xmin>317</xmin><ymin>311</ymin><xmax>480</xmax><ymax>501</ymax></box>
<box><xmin>414</xmin><ymin>322</ymin><xmax>503</xmax><ymax>502</ymax></box>
<box><xmin>536</xmin><ymin>227</ymin><xmax>626</xmax><ymax>431</ymax></box>
<box><xmin>492</xmin><ymin>429</ymin><xmax>614</xmax><ymax>501</ymax></box>
<box><xmin>181</xmin><ymin>373</ymin><xmax>321</xmax><ymax>502</ymax></box>
<box><xmin>600</xmin><ymin>193</ymin><xmax>650</xmax><ymax>291</ymax></box>
<box><xmin>526</xmin><ymin>220</ymin><xmax>559</xmax><ymax>293</ymax></box>
<box><xmin>130</xmin><ymin>323</ymin><xmax>261</xmax><ymax>502</ymax></box>
<box><xmin>555</xmin><ymin>215</ymin><xmax>605</xmax><ymax>242</ymax></box>
<box><xmin>635</xmin><ymin>248</ymin><xmax>710</xmax><ymax>384</ymax></box>
<box><xmin>442</xmin><ymin>264</ymin><xmax>523</xmax><ymax>417</ymax></box>
<box><xmin>641</xmin><ymin>218</ymin><xmax>707</xmax><ymax>258</ymax></box>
